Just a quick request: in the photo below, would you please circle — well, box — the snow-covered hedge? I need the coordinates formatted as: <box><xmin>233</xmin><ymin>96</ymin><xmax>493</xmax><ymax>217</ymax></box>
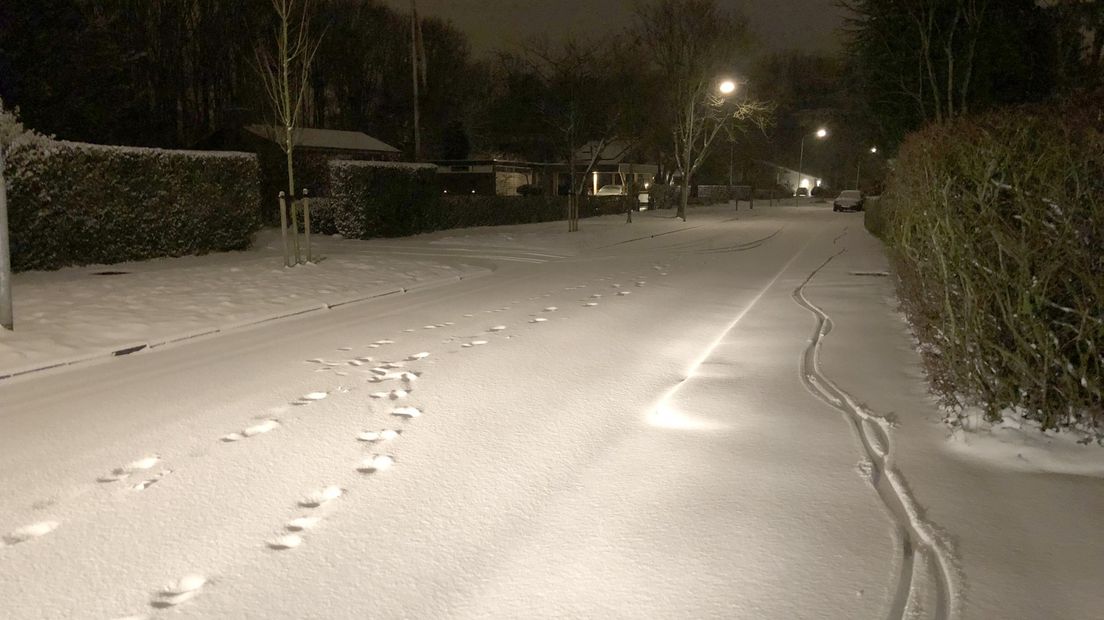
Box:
<box><xmin>2</xmin><ymin>111</ymin><xmax>260</xmax><ymax>271</ymax></box>
<box><xmin>329</xmin><ymin>160</ymin><xmax>648</xmax><ymax>239</ymax></box>
<box><xmin>882</xmin><ymin>95</ymin><xmax>1103</xmax><ymax>431</ymax></box>
<box><xmin>329</xmin><ymin>161</ymin><xmax>440</xmax><ymax>238</ymax></box>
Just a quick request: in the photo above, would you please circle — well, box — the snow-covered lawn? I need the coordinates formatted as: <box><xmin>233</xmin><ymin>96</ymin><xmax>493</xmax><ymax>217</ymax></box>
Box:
<box><xmin>0</xmin><ymin>203</ymin><xmax>1100</xmax><ymax>619</ymax></box>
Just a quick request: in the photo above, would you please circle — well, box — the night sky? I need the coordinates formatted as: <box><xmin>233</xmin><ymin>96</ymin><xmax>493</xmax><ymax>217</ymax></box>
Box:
<box><xmin>383</xmin><ymin>0</ymin><xmax>848</xmax><ymax>57</ymax></box>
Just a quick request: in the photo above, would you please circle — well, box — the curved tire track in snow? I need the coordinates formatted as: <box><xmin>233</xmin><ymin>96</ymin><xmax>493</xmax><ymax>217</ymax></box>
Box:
<box><xmin>793</xmin><ymin>250</ymin><xmax>957</xmax><ymax>620</ymax></box>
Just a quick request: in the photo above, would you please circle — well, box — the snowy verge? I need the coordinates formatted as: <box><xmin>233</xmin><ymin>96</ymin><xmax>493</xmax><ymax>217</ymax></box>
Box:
<box><xmin>0</xmin><ymin>230</ymin><xmax>488</xmax><ymax>380</ymax></box>
<box><xmin>946</xmin><ymin>409</ymin><xmax>1104</xmax><ymax>477</ymax></box>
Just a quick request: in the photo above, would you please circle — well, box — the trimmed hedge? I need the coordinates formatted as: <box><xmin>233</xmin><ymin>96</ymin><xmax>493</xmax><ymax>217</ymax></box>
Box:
<box><xmin>863</xmin><ymin>196</ymin><xmax>888</xmax><ymax>240</ymax></box>
<box><xmin>330</xmin><ymin>161</ymin><xmax>441</xmax><ymax>238</ymax></box>
<box><xmin>4</xmin><ymin>140</ymin><xmax>261</xmax><ymax>271</ymax></box>
<box><xmin>881</xmin><ymin>96</ymin><xmax>1103</xmax><ymax>430</ymax></box>
<box><xmin>329</xmin><ymin>160</ymin><xmax>638</xmax><ymax>239</ymax></box>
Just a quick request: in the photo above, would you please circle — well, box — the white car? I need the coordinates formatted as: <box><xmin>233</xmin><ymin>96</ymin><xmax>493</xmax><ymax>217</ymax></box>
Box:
<box><xmin>833</xmin><ymin>190</ymin><xmax>865</xmax><ymax>212</ymax></box>
<box><xmin>595</xmin><ymin>184</ymin><xmax>626</xmax><ymax>196</ymax></box>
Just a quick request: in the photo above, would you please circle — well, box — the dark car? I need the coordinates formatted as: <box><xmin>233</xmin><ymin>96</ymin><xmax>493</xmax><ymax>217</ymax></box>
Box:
<box><xmin>833</xmin><ymin>190</ymin><xmax>865</xmax><ymax>212</ymax></box>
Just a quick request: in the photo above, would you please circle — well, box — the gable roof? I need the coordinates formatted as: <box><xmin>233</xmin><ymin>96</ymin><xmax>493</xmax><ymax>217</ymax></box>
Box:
<box><xmin>246</xmin><ymin>125</ymin><xmax>399</xmax><ymax>154</ymax></box>
<box><xmin>572</xmin><ymin>140</ymin><xmax>637</xmax><ymax>164</ymax></box>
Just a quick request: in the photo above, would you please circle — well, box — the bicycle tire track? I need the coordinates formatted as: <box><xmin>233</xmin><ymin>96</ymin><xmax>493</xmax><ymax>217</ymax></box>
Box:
<box><xmin>793</xmin><ymin>248</ymin><xmax>958</xmax><ymax>620</ymax></box>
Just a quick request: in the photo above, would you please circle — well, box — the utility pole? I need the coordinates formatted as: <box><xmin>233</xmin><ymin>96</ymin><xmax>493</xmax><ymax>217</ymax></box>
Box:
<box><xmin>0</xmin><ymin>145</ymin><xmax>12</xmax><ymax>330</ymax></box>
<box><xmin>411</xmin><ymin>0</ymin><xmax>422</xmax><ymax>160</ymax></box>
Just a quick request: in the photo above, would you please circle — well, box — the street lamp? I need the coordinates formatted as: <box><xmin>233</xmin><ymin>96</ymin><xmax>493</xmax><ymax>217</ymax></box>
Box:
<box><xmin>856</xmin><ymin>146</ymin><xmax>879</xmax><ymax>189</ymax></box>
<box><xmin>717</xmin><ymin>79</ymin><xmax>739</xmax><ymax>190</ymax></box>
<box><xmin>796</xmin><ymin>127</ymin><xmax>828</xmax><ymax>206</ymax></box>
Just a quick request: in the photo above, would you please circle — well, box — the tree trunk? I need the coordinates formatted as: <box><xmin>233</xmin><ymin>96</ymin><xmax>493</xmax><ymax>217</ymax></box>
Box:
<box><xmin>677</xmin><ymin>179</ymin><xmax>689</xmax><ymax>221</ymax></box>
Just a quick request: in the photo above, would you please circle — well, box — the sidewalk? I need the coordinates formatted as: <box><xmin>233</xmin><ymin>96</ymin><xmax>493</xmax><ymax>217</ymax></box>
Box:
<box><xmin>0</xmin><ymin>205</ymin><xmax>764</xmax><ymax>380</ymax></box>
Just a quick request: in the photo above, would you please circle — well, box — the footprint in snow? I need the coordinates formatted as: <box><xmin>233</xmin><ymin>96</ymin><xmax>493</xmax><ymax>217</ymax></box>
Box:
<box><xmin>132</xmin><ymin>470</ymin><xmax>172</xmax><ymax>492</ymax></box>
<box><xmin>407</xmin><ymin>352</ymin><xmax>430</xmax><ymax>361</ymax></box>
<box><xmin>661</xmin><ymin>272</ymin><xmax>668</xmax><ymax>276</ymax></box>
<box><xmin>617</xmin><ymin>291</ymin><xmax>631</xmax><ymax>296</ymax></box>
<box><xmin>636</xmin><ymin>281</ymin><xmax>646</xmax><ymax>287</ymax></box>
<box><xmin>391</xmin><ymin>406</ymin><xmax>422</xmax><ymax>419</ymax></box>
<box><xmin>544</xmin><ymin>307</ymin><xmax>558</xmax><ymax>312</ymax></box>
<box><xmin>375</xmin><ymin>339</ymin><xmax>395</xmax><ymax>345</ymax></box>
<box><xmin>461</xmin><ymin>340</ymin><xmax>489</xmax><ymax>348</ymax></box>
<box><xmin>402</xmin><ymin>329</ymin><xmax>415</xmax><ymax>333</ymax></box>
<box><xmin>296</xmin><ymin>392</ymin><xmax>328</xmax><ymax>405</ymax></box>
<box><xmin>489</xmin><ymin>325</ymin><xmax>506</xmax><ymax>332</ymax></box>
<box><xmin>150</xmin><ymin>574</ymin><xmax>206</xmax><ymax>609</ymax></box>
<box><xmin>286</xmin><ymin>516</ymin><xmax>321</xmax><ymax>531</ymax></box>
<box><xmin>591</xmin><ymin>294</ymin><xmax>602</xmax><ymax>298</ymax></box>
<box><xmin>99</xmin><ymin>455</ymin><xmax>161</xmax><ymax>483</ymax></box>
<box><xmin>222</xmin><ymin>419</ymin><xmax>280</xmax><ymax>442</ymax></box>
<box><xmin>357</xmin><ymin>429</ymin><xmax>401</xmax><ymax>443</ymax></box>
<box><xmin>299</xmin><ymin>486</ymin><xmax>343</xmax><ymax>508</ymax></box>
<box><xmin>423</xmin><ymin>325</ymin><xmax>437</xmax><ymax>329</ymax></box>
<box><xmin>357</xmin><ymin>454</ymin><xmax>395</xmax><ymax>473</ymax></box>
<box><xmin>584</xmin><ymin>302</ymin><xmax>599</xmax><ymax>307</ymax></box>
<box><xmin>337</xmin><ymin>346</ymin><xmax>352</xmax><ymax>351</ymax></box>
<box><xmin>267</xmin><ymin>533</ymin><xmax>303</xmax><ymax>550</ymax></box>
<box><xmin>529</xmin><ymin>318</ymin><xmax>548</xmax><ymax>323</ymax></box>
<box><xmin>2</xmin><ymin>520</ymin><xmax>59</xmax><ymax>546</ymax></box>
<box><xmin>382</xmin><ymin>362</ymin><xmax>405</xmax><ymax>369</ymax></box>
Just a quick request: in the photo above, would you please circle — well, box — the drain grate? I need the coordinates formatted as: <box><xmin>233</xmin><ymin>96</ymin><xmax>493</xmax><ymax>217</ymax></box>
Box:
<box><xmin>92</xmin><ymin>271</ymin><xmax>131</xmax><ymax>276</ymax></box>
<box><xmin>849</xmin><ymin>271</ymin><xmax>890</xmax><ymax>277</ymax></box>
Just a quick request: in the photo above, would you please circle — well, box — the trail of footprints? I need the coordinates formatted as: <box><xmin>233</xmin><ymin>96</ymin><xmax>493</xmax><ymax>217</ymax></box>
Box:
<box><xmin>22</xmin><ymin>268</ymin><xmax>658</xmax><ymax>615</ymax></box>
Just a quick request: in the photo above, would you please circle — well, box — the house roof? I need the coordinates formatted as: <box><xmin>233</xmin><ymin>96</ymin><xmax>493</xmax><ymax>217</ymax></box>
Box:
<box><xmin>246</xmin><ymin>125</ymin><xmax>399</xmax><ymax>154</ymax></box>
<box><xmin>572</xmin><ymin>140</ymin><xmax>636</xmax><ymax>164</ymax></box>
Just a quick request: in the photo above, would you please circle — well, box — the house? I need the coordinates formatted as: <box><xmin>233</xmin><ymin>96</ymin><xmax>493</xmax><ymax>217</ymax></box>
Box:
<box><xmin>201</xmin><ymin>125</ymin><xmax>401</xmax><ymax>221</ymax></box>
<box><xmin>568</xmin><ymin>140</ymin><xmax>658</xmax><ymax>195</ymax></box>
<box><xmin>754</xmin><ymin>160</ymin><xmax>823</xmax><ymax>194</ymax></box>
<box><xmin>432</xmin><ymin>159</ymin><xmax>548</xmax><ymax>196</ymax></box>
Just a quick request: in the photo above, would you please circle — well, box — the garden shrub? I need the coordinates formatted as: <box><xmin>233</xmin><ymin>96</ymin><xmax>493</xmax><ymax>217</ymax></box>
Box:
<box><xmin>882</xmin><ymin>95</ymin><xmax>1103</xmax><ymax>430</ymax></box>
<box><xmin>2</xmin><ymin>106</ymin><xmax>261</xmax><ymax>271</ymax></box>
<box><xmin>863</xmin><ymin>196</ymin><xmax>888</xmax><ymax>240</ymax></box>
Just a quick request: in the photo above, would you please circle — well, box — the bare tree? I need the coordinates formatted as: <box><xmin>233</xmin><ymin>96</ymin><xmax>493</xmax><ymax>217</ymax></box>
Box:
<box><xmin>635</xmin><ymin>0</ymin><xmax>772</xmax><ymax>221</ymax></box>
<box><xmin>255</xmin><ymin>0</ymin><xmax>322</xmax><ymax>263</ymax></box>
<box><xmin>519</xmin><ymin>40</ymin><xmax>627</xmax><ymax>232</ymax></box>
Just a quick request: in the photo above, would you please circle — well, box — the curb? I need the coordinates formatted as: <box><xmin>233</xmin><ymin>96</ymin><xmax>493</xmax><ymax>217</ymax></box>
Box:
<box><xmin>0</xmin><ymin>269</ymin><xmax>489</xmax><ymax>383</ymax></box>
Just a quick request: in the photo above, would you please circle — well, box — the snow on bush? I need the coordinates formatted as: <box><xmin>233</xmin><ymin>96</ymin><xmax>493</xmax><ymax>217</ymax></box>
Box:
<box><xmin>881</xmin><ymin>93</ymin><xmax>1104</xmax><ymax>432</ymax></box>
<box><xmin>1</xmin><ymin>102</ymin><xmax>261</xmax><ymax>271</ymax></box>
<box><xmin>329</xmin><ymin>160</ymin><xmax>440</xmax><ymax>239</ymax></box>
<box><xmin>328</xmin><ymin>160</ymin><xmax>634</xmax><ymax>239</ymax></box>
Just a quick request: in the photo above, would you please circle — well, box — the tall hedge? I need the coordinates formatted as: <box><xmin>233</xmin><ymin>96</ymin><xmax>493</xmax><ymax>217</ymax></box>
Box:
<box><xmin>329</xmin><ymin>160</ymin><xmax>637</xmax><ymax>239</ymax></box>
<box><xmin>4</xmin><ymin>140</ymin><xmax>261</xmax><ymax>271</ymax></box>
<box><xmin>329</xmin><ymin>161</ymin><xmax>440</xmax><ymax>238</ymax></box>
<box><xmin>882</xmin><ymin>96</ymin><xmax>1103</xmax><ymax>429</ymax></box>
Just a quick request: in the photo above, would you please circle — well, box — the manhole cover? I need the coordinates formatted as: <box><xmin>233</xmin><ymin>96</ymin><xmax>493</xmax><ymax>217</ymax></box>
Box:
<box><xmin>92</xmin><ymin>271</ymin><xmax>130</xmax><ymax>276</ymax></box>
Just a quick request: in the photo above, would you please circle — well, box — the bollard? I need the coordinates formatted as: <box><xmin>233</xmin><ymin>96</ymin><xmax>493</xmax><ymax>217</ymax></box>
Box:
<box><xmin>278</xmin><ymin>191</ymin><xmax>291</xmax><ymax>268</ymax></box>
<box><xmin>302</xmin><ymin>188</ymin><xmax>312</xmax><ymax>263</ymax></box>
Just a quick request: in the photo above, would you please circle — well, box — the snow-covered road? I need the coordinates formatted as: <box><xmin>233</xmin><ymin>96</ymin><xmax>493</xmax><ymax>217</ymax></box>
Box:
<box><xmin>1</xmin><ymin>205</ymin><xmax>1101</xmax><ymax>619</ymax></box>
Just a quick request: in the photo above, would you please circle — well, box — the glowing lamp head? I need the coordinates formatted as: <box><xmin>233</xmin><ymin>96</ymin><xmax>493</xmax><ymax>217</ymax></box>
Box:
<box><xmin>718</xmin><ymin>80</ymin><xmax>736</xmax><ymax>95</ymax></box>
<box><xmin>815</xmin><ymin>128</ymin><xmax>828</xmax><ymax>139</ymax></box>
<box><xmin>870</xmin><ymin>146</ymin><xmax>878</xmax><ymax>154</ymax></box>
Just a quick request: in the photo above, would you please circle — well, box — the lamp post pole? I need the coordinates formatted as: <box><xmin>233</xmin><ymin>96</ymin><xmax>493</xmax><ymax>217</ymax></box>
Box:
<box><xmin>795</xmin><ymin>127</ymin><xmax>827</xmax><ymax>206</ymax></box>
<box><xmin>796</xmin><ymin>135</ymin><xmax>806</xmax><ymax>207</ymax></box>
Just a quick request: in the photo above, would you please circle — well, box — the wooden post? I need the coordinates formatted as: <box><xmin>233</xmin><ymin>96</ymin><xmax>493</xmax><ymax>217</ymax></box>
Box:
<box><xmin>302</xmin><ymin>188</ymin><xmax>312</xmax><ymax>263</ymax></box>
<box><xmin>290</xmin><ymin>193</ymin><xmax>301</xmax><ymax>265</ymax></box>
<box><xmin>278</xmin><ymin>191</ymin><xmax>291</xmax><ymax>268</ymax></box>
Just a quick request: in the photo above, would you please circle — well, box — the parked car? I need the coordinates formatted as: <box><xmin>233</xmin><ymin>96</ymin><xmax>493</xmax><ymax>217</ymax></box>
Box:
<box><xmin>833</xmin><ymin>189</ymin><xmax>865</xmax><ymax>212</ymax></box>
<box><xmin>795</xmin><ymin>187</ymin><xmax>809</xmax><ymax>197</ymax></box>
<box><xmin>595</xmin><ymin>184</ymin><xmax>626</xmax><ymax>196</ymax></box>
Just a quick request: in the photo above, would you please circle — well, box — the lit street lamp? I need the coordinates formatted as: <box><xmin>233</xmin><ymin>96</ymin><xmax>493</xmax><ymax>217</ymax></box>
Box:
<box><xmin>718</xmin><ymin>79</ymin><xmax>736</xmax><ymax>95</ymax></box>
<box><xmin>796</xmin><ymin>127</ymin><xmax>828</xmax><ymax>206</ymax></box>
<box><xmin>856</xmin><ymin>146</ymin><xmax>879</xmax><ymax>190</ymax></box>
